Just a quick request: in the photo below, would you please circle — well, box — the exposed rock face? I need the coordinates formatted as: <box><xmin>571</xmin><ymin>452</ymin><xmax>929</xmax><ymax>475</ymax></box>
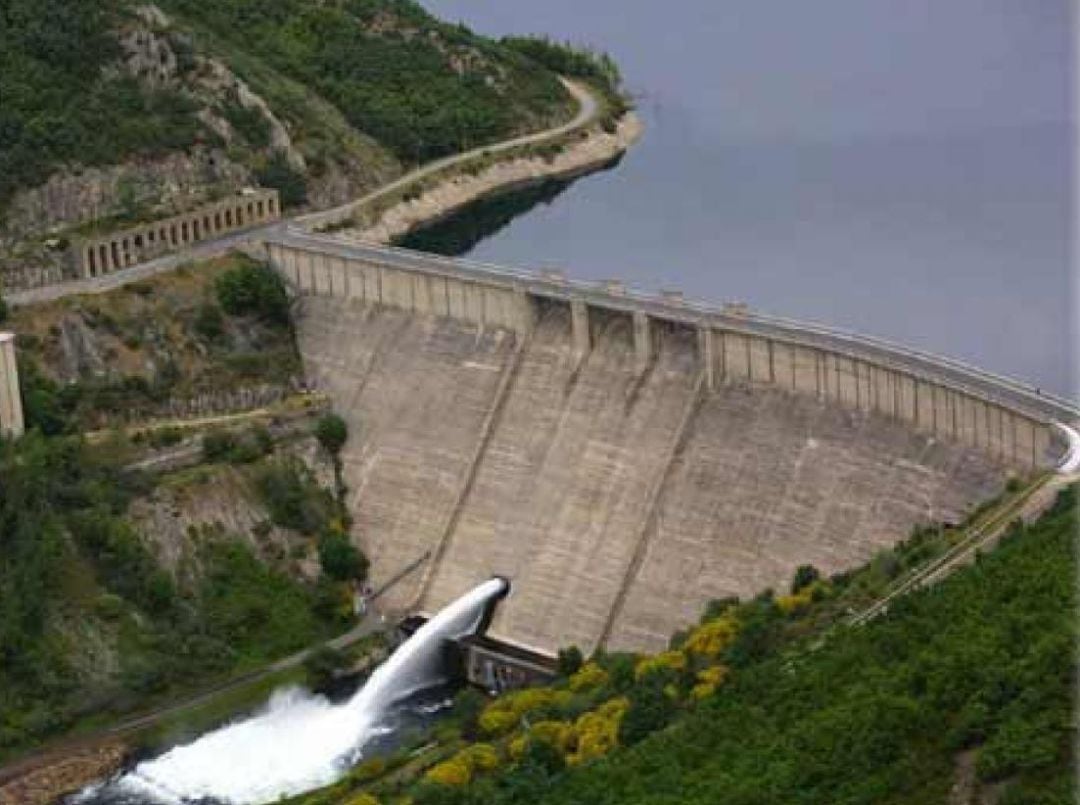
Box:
<box><xmin>129</xmin><ymin>437</ymin><xmax>336</xmax><ymax>583</ymax></box>
<box><xmin>0</xmin><ymin>741</ymin><xmax>127</xmax><ymax>805</ymax></box>
<box><xmin>0</xmin><ymin>149</ymin><xmax>251</xmax><ymax>247</ymax></box>
<box><xmin>0</xmin><ymin>4</ymin><xmax>296</xmax><ymax>259</ymax></box>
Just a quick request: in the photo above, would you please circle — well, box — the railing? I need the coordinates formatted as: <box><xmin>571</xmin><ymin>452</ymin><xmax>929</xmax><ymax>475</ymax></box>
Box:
<box><xmin>274</xmin><ymin>227</ymin><xmax>1080</xmax><ymax>424</ymax></box>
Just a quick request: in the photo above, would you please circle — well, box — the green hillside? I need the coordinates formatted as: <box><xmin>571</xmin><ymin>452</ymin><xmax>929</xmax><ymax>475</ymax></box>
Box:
<box><xmin>303</xmin><ymin>484</ymin><xmax>1076</xmax><ymax>805</ymax></box>
<box><xmin>0</xmin><ymin>0</ymin><xmax>580</xmax><ymax>225</ymax></box>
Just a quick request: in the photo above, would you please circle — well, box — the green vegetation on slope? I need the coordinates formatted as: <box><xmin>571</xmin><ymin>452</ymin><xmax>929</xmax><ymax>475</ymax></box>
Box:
<box><xmin>9</xmin><ymin>253</ymin><xmax>299</xmax><ymax>433</ymax></box>
<box><xmin>0</xmin><ymin>0</ymin><xmax>201</xmax><ymax>214</ymax></box>
<box><xmin>0</xmin><ymin>430</ymin><xmax>361</xmax><ymax>759</ymax></box>
<box><xmin>161</xmin><ymin>0</ymin><xmax>572</xmax><ymax>165</ymax></box>
<box><xmin>303</xmin><ymin>485</ymin><xmax>1076</xmax><ymax>805</ymax></box>
<box><xmin>1</xmin><ymin>0</ymin><xmax>605</xmax><ymax>223</ymax></box>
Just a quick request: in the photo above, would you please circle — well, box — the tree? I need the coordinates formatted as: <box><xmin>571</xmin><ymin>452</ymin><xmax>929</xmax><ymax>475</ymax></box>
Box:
<box><xmin>315</xmin><ymin>413</ymin><xmax>348</xmax><ymax>455</ymax></box>
<box><xmin>215</xmin><ymin>260</ymin><xmax>290</xmax><ymax>326</ymax></box>
<box><xmin>0</xmin><ymin>293</ymin><xmax>8</xmax><ymax>324</ymax></box>
<box><xmin>791</xmin><ymin>564</ymin><xmax>820</xmax><ymax>594</ymax></box>
<box><xmin>556</xmin><ymin>645</ymin><xmax>583</xmax><ymax>677</ymax></box>
<box><xmin>255</xmin><ymin>150</ymin><xmax>308</xmax><ymax>208</ymax></box>
<box><xmin>319</xmin><ymin>531</ymin><xmax>367</xmax><ymax>582</ymax></box>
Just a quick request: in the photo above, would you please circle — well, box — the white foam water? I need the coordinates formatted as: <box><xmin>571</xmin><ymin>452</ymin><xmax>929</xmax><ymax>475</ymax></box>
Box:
<box><xmin>81</xmin><ymin>577</ymin><xmax>508</xmax><ymax>805</ymax></box>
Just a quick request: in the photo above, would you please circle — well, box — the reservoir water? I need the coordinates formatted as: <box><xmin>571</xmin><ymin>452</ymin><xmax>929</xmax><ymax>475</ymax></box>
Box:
<box><xmin>420</xmin><ymin>0</ymin><xmax>1075</xmax><ymax>398</ymax></box>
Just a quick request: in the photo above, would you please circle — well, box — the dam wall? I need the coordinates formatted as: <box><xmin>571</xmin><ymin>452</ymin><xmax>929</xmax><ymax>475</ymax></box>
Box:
<box><xmin>271</xmin><ymin>233</ymin><xmax>1078</xmax><ymax>655</ymax></box>
<box><xmin>295</xmin><ymin>297</ymin><xmax>519</xmax><ymax>612</ymax></box>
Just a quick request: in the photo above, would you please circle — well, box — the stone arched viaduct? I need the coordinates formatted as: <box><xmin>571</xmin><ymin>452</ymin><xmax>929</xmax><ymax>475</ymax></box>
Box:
<box><xmin>269</xmin><ymin>231</ymin><xmax>1077</xmax><ymax>655</ymax></box>
<box><xmin>76</xmin><ymin>190</ymin><xmax>280</xmax><ymax>278</ymax></box>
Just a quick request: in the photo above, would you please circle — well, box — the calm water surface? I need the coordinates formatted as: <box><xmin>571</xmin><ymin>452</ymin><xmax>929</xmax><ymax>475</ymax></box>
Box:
<box><xmin>422</xmin><ymin>0</ymin><xmax>1075</xmax><ymax>397</ymax></box>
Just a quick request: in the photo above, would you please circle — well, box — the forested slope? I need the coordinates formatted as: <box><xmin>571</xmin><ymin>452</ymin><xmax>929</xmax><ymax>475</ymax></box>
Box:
<box><xmin>0</xmin><ymin>0</ymin><xmax>582</xmax><ymax>248</ymax></box>
<box><xmin>306</xmin><ymin>485</ymin><xmax>1076</xmax><ymax>805</ymax></box>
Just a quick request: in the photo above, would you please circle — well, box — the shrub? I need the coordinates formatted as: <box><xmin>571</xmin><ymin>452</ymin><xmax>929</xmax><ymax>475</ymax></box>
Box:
<box><xmin>194</xmin><ymin>302</ymin><xmax>225</xmax><ymax>341</ymax></box>
<box><xmin>202</xmin><ymin>430</ymin><xmax>237</xmax><ymax>462</ymax></box>
<box><xmin>255</xmin><ymin>150</ymin><xmax>308</xmax><ymax>208</ymax></box>
<box><xmin>318</xmin><ymin>532</ymin><xmax>367</xmax><ymax>582</ymax></box>
<box><xmin>0</xmin><ymin>293</ymin><xmax>7</xmax><ymax>324</ymax></box>
<box><xmin>147</xmin><ymin>426</ymin><xmax>184</xmax><ymax>449</ymax></box>
<box><xmin>567</xmin><ymin>697</ymin><xmax>628</xmax><ymax>765</ymax></box>
<box><xmin>342</xmin><ymin>794</ymin><xmax>379</xmax><ymax>805</ymax></box>
<box><xmin>425</xmin><ymin>756</ymin><xmax>472</xmax><ymax>787</ymax></box>
<box><xmin>619</xmin><ymin>679</ymin><xmax>677</xmax><ymax>746</ymax></box>
<box><xmin>303</xmin><ymin>644</ymin><xmax>350</xmax><ymax>692</ymax></box>
<box><xmin>690</xmin><ymin>665</ymin><xmax>729</xmax><ymax>700</ymax></box>
<box><xmin>791</xmin><ymin>564</ymin><xmax>821</xmax><ymax>594</ymax></box>
<box><xmin>215</xmin><ymin>260</ymin><xmax>290</xmax><ymax>326</ymax></box>
<box><xmin>315</xmin><ymin>413</ymin><xmax>348</xmax><ymax>455</ymax></box>
<box><xmin>453</xmin><ymin>687</ymin><xmax>487</xmax><ymax>739</ymax></box>
<box><xmin>556</xmin><ymin>645</ymin><xmax>583</xmax><ymax>677</ymax></box>
<box><xmin>634</xmin><ymin>650</ymin><xmax>687</xmax><ymax>681</ymax></box>
<box><xmin>568</xmin><ymin>662</ymin><xmax>607</xmax><ymax>692</ymax></box>
<box><xmin>255</xmin><ymin>459</ymin><xmax>336</xmax><ymax>535</ymax></box>
<box><xmin>222</xmin><ymin>97</ymin><xmax>272</xmax><ymax>149</ymax></box>
<box><xmin>683</xmin><ymin>614</ymin><xmax>739</xmax><ymax>658</ymax></box>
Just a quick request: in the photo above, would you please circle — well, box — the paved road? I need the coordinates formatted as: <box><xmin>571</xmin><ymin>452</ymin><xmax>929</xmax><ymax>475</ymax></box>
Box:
<box><xmin>6</xmin><ymin>79</ymin><xmax>598</xmax><ymax>308</ymax></box>
<box><xmin>295</xmin><ymin>77</ymin><xmax>599</xmax><ymax>232</ymax></box>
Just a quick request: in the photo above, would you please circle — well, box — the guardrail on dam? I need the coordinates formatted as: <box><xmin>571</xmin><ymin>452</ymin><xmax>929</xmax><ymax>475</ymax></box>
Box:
<box><xmin>267</xmin><ymin>230</ymin><xmax>1076</xmax><ymax>469</ymax></box>
<box><xmin>266</xmin><ymin>230</ymin><xmax>1077</xmax><ymax>656</ymax></box>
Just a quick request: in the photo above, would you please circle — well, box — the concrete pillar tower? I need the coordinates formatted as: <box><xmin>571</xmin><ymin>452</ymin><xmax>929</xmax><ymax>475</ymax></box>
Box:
<box><xmin>0</xmin><ymin>333</ymin><xmax>25</xmax><ymax>439</ymax></box>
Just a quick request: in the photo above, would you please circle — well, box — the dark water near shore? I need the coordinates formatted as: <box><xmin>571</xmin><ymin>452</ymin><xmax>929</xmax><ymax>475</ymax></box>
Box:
<box><xmin>422</xmin><ymin>0</ymin><xmax>1075</xmax><ymax>398</ymax></box>
<box><xmin>398</xmin><ymin>175</ymin><xmax>578</xmax><ymax>255</ymax></box>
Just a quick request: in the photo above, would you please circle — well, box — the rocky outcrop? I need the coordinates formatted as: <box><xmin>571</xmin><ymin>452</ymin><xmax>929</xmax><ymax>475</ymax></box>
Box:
<box><xmin>0</xmin><ymin>741</ymin><xmax>127</xmax><ymax>805</ymax></box>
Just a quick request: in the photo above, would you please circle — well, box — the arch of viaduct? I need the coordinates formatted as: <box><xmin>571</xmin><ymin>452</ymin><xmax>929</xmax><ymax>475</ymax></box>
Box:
<box><xmin>76</xmin><ymin>189</ymin><xmax>280</xmax><ymax>278</ymax></box>
<box><xmin>267</xmin><ymin>231</ymin><xmax>1077</xmax><ymax>472</ymax></box>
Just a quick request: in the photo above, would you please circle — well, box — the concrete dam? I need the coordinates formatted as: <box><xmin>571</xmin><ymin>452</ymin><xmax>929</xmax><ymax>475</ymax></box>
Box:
<box><xmin>268</xmin><ymin>231</ymin><xmax>1078</xmax><ymax>656</ymax></box>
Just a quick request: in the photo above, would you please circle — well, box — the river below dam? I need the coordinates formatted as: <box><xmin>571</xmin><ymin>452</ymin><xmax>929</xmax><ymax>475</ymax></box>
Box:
<box><xmin>417</xmin><ymin>0</ymin><xmax>1074</xmax><ymax>399</ymax></box>
<box><xmin>70</xmin><ymin>580</ymin><xmax>508</xmax><ymax>805</ymax></box>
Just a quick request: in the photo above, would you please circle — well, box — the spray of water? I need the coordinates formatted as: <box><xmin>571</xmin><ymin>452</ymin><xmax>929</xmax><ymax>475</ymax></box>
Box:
<box><xmin>89</xmin><ymin>577</ymin><xmax>508</xmax><ymax>805</ymax></box>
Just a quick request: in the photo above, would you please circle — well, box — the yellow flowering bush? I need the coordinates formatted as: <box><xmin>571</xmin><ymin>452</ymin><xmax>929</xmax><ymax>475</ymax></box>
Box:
<box><xmin>426</xmin><ymin>743</ymin><xmax>501</xmax><ymax>786</ymax></box>
<box><xmin>690</xmin><ymin>664</ymin><xmax>729</xmax><ymax>700</ymax></box>
<box><xmin>343</xmin><ymin>794</ymin><xmax>380</xmax><ymax>805</ymax></box>
<box><xmin>509</xmin><ymin>719</ymin><xmax>574</xmax><ymax>759</ymax></box>
<box><xmin>566</xmin><ymin>697</ymin><xmax>629</xmax><ymax>766</ymax></box>
<box><xmin>776</xmin><ymin>581</ymin><xmax>830</xmax><ymax>615</ymax></box>
<box><xmin>460</xmin><ymin>743</ymin><xmax>499</xmax><ymax>773</ymax></box>
<box><xmin>479</xmin><ymin>687</ymin><xmax>569</xmax><ymax>735</ymax></box>
<box><xmin>568</xmin><ymin>661</ymin><xmax>609</xmax><ymax>692</ymax></box>
<box><xmin>478</xmin><ymin>708</ymin><xmax>518</xmax><ymax>736</ymax></box>
<box><xmin>425</xmin><ymin>757</ymin><xmax>472</xmax><ymax>787</ymax></box>
<box><xmin>634</xmin><ymin>650</ymin><xmax>687</xmax><ymax>680</ymax></box>
<box><xmin>683</xmin><ymin>614</ymin><xmax>739</xmax><ymax>658</ymax></box>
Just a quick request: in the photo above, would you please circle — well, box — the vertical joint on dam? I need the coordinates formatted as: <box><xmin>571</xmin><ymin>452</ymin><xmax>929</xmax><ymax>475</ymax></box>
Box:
<box><xmin>0</xmin><ymin>333</ymin><xmax>25</xmax><ymax>439</ymax></box>
<box><xmin>633</xmin><ymin>311</ymin><xmax>653</xmax><ymax>374</ymax></box>
<box><xmin>514</xmin><ymin>289</ymin><xmax>536</xmax><ymax>335</ymax></box>
<box><xmin>571</xmin><ymin>299</ymin><xmax>591</xmax><ymax>360</ymax></box>
<box><xmin>697</xmin><ymin>325</ymin><xmax>715</xmax><ymax>390</ymax></box>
